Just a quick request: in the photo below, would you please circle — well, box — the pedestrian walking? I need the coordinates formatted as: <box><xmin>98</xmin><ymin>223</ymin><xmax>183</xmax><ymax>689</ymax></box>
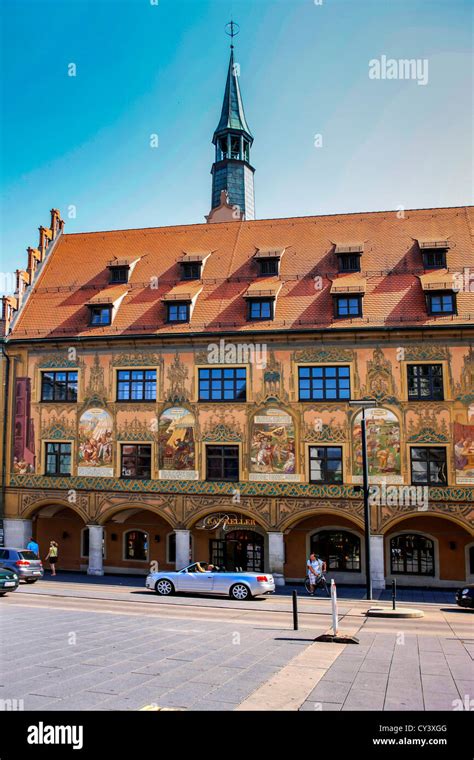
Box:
<box><xmin>45</xmin><ymin>541</ymin><xmax>59</xmax><ymax>576</ymax></box>
<box><xmin>26</xmin><ymin>536</ymin><xmax>39</xmax><ymax>557</ymax></box>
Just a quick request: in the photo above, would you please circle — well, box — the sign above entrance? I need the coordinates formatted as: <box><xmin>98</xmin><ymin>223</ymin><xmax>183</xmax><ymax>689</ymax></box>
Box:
<box><xmin>196</xmin><ymin>513</ymin><xmax>257</xmax><ymax>531</ymax></box>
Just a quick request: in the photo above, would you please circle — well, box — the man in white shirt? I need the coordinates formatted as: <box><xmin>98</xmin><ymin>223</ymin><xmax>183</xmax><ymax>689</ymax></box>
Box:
<box><xmin>306</xmin><ymin>552</ymin><xmax>326</xmax><ymax>595</ymax></box>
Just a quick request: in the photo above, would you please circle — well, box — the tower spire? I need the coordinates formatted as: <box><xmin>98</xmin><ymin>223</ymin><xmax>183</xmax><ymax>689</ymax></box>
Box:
<box><xmin>207</xmin><ymin>21</ymin><xmax>255</xmax><ymax>223</ymax></box>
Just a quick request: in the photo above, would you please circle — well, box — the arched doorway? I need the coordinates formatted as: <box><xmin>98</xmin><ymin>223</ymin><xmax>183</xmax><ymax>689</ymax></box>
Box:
<box><xmin>100</xmin><ymin>507</ymin><xmax>175</xmax><ymax>574</ymax></box>
<box><xmin>282</xmin><ymin>514</ymin><xmax>364</xmax><ymax>583</ymax></box>
<box><xmin>210</xmin><ymin>530</ymin><xmax>264</xmax><ymax>572</ymax></box>
<box><xmin>389</xmin><ymin>533</ymin><xmax>435</xmax><ymax>577</ymax></box>
<box><xmin>31</xmin><ymin>504</ymin><xmax>87</xmax><ymax>571</ymax></box>
<box><xmin>311</xmin><ymin>529</ymin><xmax>361</xmax><ymax>573</ymax></box>
<box><xmin>384</xmin><ymin>515</ymin><xmax>473</xmax><ymax>586</ymax></box>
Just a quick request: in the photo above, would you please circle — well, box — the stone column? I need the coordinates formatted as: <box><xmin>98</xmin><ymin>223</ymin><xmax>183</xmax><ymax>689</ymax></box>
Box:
<box><xmin>175</xmin><ymin>529</ymin><xmax>191</xmax><ymax>570</ymax></box>
<box><xmin>268</xmin><ymin>531</ymin><xmax>285</xmax><ymax>586</ymax></box>
<box><xmin>87</xmin><ymin>525</ymin><xmax>104</xmax><ymax>576</ymax></box>
<box><xmin>370</xmin><ymin>534</ymin><xmax>386</xmax><ymax>589</ymax></box>
<box><xmin>4</xmin><ymin>518</ymin><xmax>32</xmax><ymax>549</ymax></box>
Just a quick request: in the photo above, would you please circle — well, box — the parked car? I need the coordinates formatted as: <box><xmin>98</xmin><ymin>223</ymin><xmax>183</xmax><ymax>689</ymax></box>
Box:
<box><xmin>146</xmin><ymin>561</ymin><xmax>275</xmax><ymax>600</ymax></box>
<box><xmin>0</xmin><ymin>548</ymin><xmax>44</xmax><ymax>582</ymax></box>
<box><xmin>0</xmin><ymin>567</ymin><xmax>19</xmax><ymax>595</ymax></box>
<box><xmin>455</xmin><ymin>586</ymin><xmax>474</xmax><ymax>609</ymax></box>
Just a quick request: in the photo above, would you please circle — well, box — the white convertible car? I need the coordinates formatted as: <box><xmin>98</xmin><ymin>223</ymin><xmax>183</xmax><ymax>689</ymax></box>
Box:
<box><xmin>146</xmin><ymin>561</ymin><xmax>275</xmax><ymax>600</ymax></box>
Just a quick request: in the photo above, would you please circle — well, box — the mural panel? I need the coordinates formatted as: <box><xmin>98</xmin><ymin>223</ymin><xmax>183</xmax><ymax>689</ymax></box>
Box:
<box><xmin>454</xmin><ymin>414</ymin><xmax>474</xmax><ymax>484</ymax></box>
<box><xmin>353</xmin><ymin>408</ymin><xmax>402</xmax><ymax>484</ymax></box>
<box><xmin>13</xmin><ymin>378</ymin><xmax>36</xmax><ymax>474</ymax></box>
<box><xmin>159</xmin><ymin>407</ymin><xmax>197</xmax><ymax>480</ymax></box>
<box><xmin>78</xmin><ymin>408</ymin><xmax>114</xmax><ymax>477</ymax></box>
<box><xmin>250</xmin><ymin>408</ymin><xmax>299</xmax><ymax>481</ymax></box>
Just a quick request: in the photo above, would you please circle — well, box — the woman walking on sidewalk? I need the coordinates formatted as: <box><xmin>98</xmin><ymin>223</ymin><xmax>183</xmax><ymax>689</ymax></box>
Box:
<box><xmin>45</xmin><ymin>540</ymin><xmax>59</xmax><ymax>576</ymax></box>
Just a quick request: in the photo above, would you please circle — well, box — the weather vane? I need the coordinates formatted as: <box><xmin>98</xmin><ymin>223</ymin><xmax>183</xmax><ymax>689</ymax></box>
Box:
<box><xmin>225</xmin><ymin>20</ymin><xmax>240</xmax><ymax>49</ymax></box>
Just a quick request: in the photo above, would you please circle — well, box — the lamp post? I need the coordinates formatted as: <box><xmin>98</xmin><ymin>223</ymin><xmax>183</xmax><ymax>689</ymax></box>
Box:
<box><xmin>349</xmin><ymin>399</ymin><xmax>378</xmax><ymax>601</ymax></box>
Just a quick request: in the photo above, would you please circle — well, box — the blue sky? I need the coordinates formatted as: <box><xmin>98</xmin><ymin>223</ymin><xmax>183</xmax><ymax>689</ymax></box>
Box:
<box><xmin>1</xmin><ymin>0</ymin><xmax>472</xmax><ymax>281</ymax></box>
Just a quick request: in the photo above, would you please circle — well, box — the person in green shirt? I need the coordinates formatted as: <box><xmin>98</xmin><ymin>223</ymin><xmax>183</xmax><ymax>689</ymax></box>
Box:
<box><xmin>45</xmin><ymin>541</ymin><xmax>59</xmax><ymax>577</ymax></box>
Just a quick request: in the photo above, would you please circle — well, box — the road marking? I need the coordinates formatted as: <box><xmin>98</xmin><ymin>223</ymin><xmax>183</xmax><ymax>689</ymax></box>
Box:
<box><xmin>140</xmin><ymin>705</ymin><xmax>185</xmax><ymax>711</ymax></box>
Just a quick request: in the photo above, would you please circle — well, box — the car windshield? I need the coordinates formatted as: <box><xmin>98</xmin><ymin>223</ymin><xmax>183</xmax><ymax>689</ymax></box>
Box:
<box><xmin>19</xmin><ymin>551</ymin><xmax>39</xmax><ymax>560</ymax></box>
<box><xmin>187</xmin><ymin>563</ymin><xmax>208</xmax><ymax>572</ymax></box>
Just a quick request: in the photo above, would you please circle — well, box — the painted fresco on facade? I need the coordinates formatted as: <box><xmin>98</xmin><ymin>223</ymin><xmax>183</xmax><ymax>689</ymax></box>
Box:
<box><xmin>302</xmin><ymin>408</ymin><xmax>346</xmax><ymax>442</ymax></box>
<box><xmin>159</xmin><ymin>407</ymin><xmax>197</xmax><ymax>479</ymax></box>
<box><xmin>78</xmin><ymin>408</ymin><xmax>114</xmax><ymax>477</ymax></box>
<box><xmin>249</xmin><ymin>408</ymin><xmax>298</xmax><ymax>481</ymax></box>
<box><xmin>454</xmin><ymin>419</ymin><xmax>474</xmax><ymax>484</ymax></box>
<box><xmin>353</xmin><ymin>408</ymin><xmax>402</xmax><ymax>483</ymax></box>
<box><xmin>13</xmin><ymin>377</ymin><xmax>36</xmax><ymax>473</ymax></box>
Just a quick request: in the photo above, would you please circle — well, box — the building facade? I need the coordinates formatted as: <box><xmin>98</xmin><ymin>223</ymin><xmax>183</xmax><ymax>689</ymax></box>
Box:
<box><xmin>1</xmin><ymin>46</ymin><xmax>473</xmax><ymax>589</ymax></box>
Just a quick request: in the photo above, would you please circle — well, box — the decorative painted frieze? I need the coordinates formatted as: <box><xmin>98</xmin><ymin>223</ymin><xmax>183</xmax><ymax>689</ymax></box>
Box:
<box><xmin>111</xmin><ymin>351</ymin><xmax>162</xmax><ymax>367</ymax></box>
<box><xmin>294</xmin><ymin>347</ymin><xmax>354</xmax><ymax>363</ymax></box>
<box><xmin>360</xmin><ymin>347</ymin><xmax>399</xmax><ymax>403</ymax></box>
<box><xmin>40</xmin><ymin>415</ymin><xmax>76</xmax><ymax>440</ymax></box>
<box><xmin>165</xmin><ymin>352</ymin><xmax>190</xmax><ymax>403</ymax></box>
<box><xmin>406</xmin><ymin>408</ymin><xmax>450</xmax><ymax>443</ymax></box>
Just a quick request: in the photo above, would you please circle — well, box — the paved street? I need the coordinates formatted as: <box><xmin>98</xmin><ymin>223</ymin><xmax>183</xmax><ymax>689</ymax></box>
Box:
<box><xmin>1</xmin><ymin>576</ymin><xmax>472</xmax><ymax>711</ymax></box>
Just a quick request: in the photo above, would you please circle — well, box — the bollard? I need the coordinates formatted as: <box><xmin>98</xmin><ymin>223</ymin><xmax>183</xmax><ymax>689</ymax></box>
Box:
<box><xmin>315</xmin><ymin>577</ymin><xmax>359</xmax><ymax>644</ymax></box>
<box><xmin>292</xmin><ymin>589</ymin><xmax>298</xmax><ymax>631</ymax></box>
<box><xmin>392</xmin><ymin>579</ymin><xmax>397</xmax><ymax>611</ymax></box>
<box><xmin>330</xmin><ymin>579</ymin><xmax>338</xmax><ymax>635</ymax></box>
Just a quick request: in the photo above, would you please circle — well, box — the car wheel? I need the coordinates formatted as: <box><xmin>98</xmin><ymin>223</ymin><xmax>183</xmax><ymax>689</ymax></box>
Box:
<box><xmin>0</xmin><ymin>592</ymin><xmax>6</xmax><ymax>597</ymax></box>
<box><xmin>155</xmin><ymin>579</ymin><xmax>175</xmax><ymax>596</ymax></box>
<box><xmin>25</xmin><ymin>579</ymin><xmax>38</xmax><ymax>584</ymax></box>
<box><xmin>230</xmin><ymin>583</ymin><xmax>251</xmax><ymax>601</ymax></box>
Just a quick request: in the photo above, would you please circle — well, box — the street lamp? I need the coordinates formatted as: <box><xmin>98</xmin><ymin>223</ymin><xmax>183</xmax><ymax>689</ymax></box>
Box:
<box><xmin>349</xmin><ymin>399</ymin><xmax>378</xmax><ymax>601</ymax></box>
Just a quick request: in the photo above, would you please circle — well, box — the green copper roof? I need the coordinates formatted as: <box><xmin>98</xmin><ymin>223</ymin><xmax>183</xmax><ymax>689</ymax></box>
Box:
<box><xmin>213</xmin><ymin>49</ymin><xmax>253</xmax><ymax>141</ymax></box>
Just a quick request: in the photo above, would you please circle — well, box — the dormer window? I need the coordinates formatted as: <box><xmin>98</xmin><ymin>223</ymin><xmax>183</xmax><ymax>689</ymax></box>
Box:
<box><xmin>426</xmin><ymin>290</ymin><xmax>456</xmax><ymax>316</ymax></box>
<box><xmin>334</xmin><ymin>244</ymin><xmax>363</xmax><ymax>273</ymax></box>
<box><xmin>334</xmin><ymin>295</ymin><xmax>363</xmax><ymax>318</ymax></box>
<box><xmin>89</xmin><ymin>305</ymin><xmax>112</xmax><ymax>325</ymax></box>
<box><xmin>87</xmin><ymin>284</ymin><xmax>128</xmax><ymax>327</ymax></box>
<box><xmin>110</xmin><ymin>266</ymin><xmax>129</xmax><ymax>284</ymax></box>
<box><xmin>338</xmin><ymin>254</ymin><xmax>361</xmax><ymax>273</ymax></box>
<box><xmin>180</xmin><ymin>253</ymin><xmax>209</xmax><ymax>281</ymax></box>
<box><xmin>166</xmin><ymin>301</ymin><xmax>190</xmax><ymax>323</ymax></box>
<box><xmin>162</xmin><ymin>280</ymin><xmax>202</xmax><ymax>324</ymax></box>
<box><xmin>107</xmin><ymin>258</ymin><xmax>135</xmax><ymax>284</ymax></box>
<box><xmin>423</xmin><ymin>250</ymin><xmax>446</xmax><ymax>269</ymax></box>
<box><xmin>254</xmin><ymin>247</ymin><xmax>284</xmax><ymax>276</ymax></box>
<box><xmin>248</xmin><ymin>298</ymin><xmax>274</xmax><ymax>321</ymax></box>
<box><xmin>418</xmin><ymin>240</ymin><xmax>449</xmax><ymax>270</ymax></box>
<box><xmin>244</xmin><ymin>280</ymin><xmax>281</xmax><ymax>321</ymax></box>
<box><xmin>258</xmin><ymin>258</ymin><xmax>279</xmax><ymax>276</ymax></box>
<box><xmin>181</xmin><ymin>262</ymin><xmax>201</xmax><ymax>281</ymax></box>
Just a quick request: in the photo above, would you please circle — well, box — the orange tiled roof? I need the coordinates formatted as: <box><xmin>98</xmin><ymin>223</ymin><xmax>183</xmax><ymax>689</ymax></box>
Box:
<box><xmin>8</xmin><ymin>206</ymin><xmax>474</xmax><ymax>340</ymax></box>
<box><xmin>244</xmin><ymin>278</ymin><xmax>282</xmax><ymax>298</ymax></box>
<box><xmin>161</xmin><ymin>282</ymin><xmax>203</xmax><ymax>302</ymax></box>
<box><xmin>86</xmin><ymin>286</ymin><xmax>129</xmax><ymax>305</ymax></box>
<box><xmin>330</xmin><ymin>274</ymin><xmax>367</xmax><ymax>294</ymax></box>
<box><xmin>181</xmin><ymin>252</ymin><xmax>211</xmax><ymax>263</ymax></box>
<box><xmin>334</xmin><ymin>242</ymin><xmax>364</xmax><ymax>254</ymax></box>
<box><xmin>254</xmin><ymin>246</ymin><xmax>286</xmax><ymax>259</ymax></box>
<box><xmin>418</xmin><ymin>270</ymin><xmax>456</xmax><ymax>291</ymax></box>
<box><xmin>106</xmin><ymin>257</ymin><xmax>138</xmax><ymax>268</ymax></box>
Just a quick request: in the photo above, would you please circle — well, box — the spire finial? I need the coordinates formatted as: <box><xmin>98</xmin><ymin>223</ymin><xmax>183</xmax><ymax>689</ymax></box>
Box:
<box><xmin>225</xmin><ymin>19</ymin><xmax>240</xmax><ymax>50</ymax></box>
